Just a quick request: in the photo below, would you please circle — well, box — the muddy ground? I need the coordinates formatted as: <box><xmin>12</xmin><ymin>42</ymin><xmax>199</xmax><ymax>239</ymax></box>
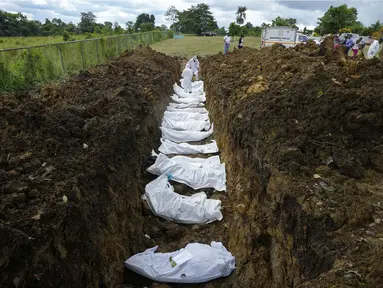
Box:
<box><xmin>0</xmin><ymin>47</ymin><xmax>180</xmax><ymax>288</ymax></box>
<box><xmin>202</xmin><ymin>45</ymin><xmax>383</xmax><ymax>287</ymax></box>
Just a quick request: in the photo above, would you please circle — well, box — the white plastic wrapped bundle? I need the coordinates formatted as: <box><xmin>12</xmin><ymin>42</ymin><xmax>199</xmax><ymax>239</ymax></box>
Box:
<box><xmin>171</xmin><ymin>93</ymin><xmax>206</xmax><ymax>104</ymax></box>
<box><xmin>158</xmin><ymin>139</ymin><xmax>219</xmax><ymax>155</ymax></box>
<box><xmin>166</xmin><ymin>106</ymin><xmax>208</xmax><ymax>114</ymax></box>
<box><xmin>147</xmin><ymin>153</ymin><xmax>226</xmax><ymax>191</ymax></box>
<box><xmin>180</xmin><ymin>79</ymin><xmax>204</xmax><ymax>92</ymax></box>
<box><xmin>161</xmin><ymin>116</ymin><xmax>210</xmax><ymax>131</ymax></box>
<box><xmin>164</xmin><ymin>111</ymin><xmax>209</xmax><ymax>122</ymax></box>
<box><xmin>125</xmin><ymin>241</ymin><xmax>235</xmax><ymax>283</ymax></box>
<box><xmin>169</xmin><ymin>102</ymin><xmax>205</xmax><ymax>108</ymax></box>
<box><xmin>161</xmin><ymin>125</ymin><xmax>214</xmax><ymax>143</ymax></box>
<box><xmin>143</xmin><ymin>175</ymin><xmax>223</xmax><ymax>224</ymax></box>
<box><xmin>174</xmin><ymin>83</ymin><xmax>204</xmax><ymax>99</ymax></box>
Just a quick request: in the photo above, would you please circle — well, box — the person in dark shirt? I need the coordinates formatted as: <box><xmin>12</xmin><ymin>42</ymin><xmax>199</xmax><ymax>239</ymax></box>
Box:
<box><xmin>238</xmin><ymin>35</ymin><xmax>244</xmax><ymax>49</ymax></box>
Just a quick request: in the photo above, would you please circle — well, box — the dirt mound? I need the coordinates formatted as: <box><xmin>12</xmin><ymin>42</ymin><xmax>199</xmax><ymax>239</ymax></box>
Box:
<box><xmin>202</xmin><ymin>47</ymin><xmax>383</xmax><ymax>287</ymax></box>
<box><xmin>0</xmin><ymin>47</ymin><xmax>180</xmax><ymax>287</ymax></box>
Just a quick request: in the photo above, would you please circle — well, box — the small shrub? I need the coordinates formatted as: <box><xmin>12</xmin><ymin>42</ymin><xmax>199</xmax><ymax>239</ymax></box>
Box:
<box><xmin>63</xmin><ymin>31</ymin><xmax>70</xmax><ymax>42</ymax></box>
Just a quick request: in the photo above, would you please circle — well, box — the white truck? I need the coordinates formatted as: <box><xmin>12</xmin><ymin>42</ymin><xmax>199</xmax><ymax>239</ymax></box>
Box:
<box><xmin>261</xmin><ymin>26</ymin><xmax>308</xmax><ymax>48</ymax></box>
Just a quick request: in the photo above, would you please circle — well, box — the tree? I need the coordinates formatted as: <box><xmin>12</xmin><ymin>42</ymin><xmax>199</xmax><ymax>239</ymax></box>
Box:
<box><xmin>165</xmin><ymin>5</ymin><xmax>179</xmax><ymax>29</ymax></box>
<box><xmin>271</xmin><ymin>16</ymin><xmax>298</xmax><ymax>29</ymax></box>
<box><xmin>236</xmin><ymin>6</ymin><xmax>247</xmax><ymax>25</ymax></box>
<box><xmin>79</xmin><ymin>12</ymin><xmax>96</xmax><ymax>33</ymax></box>
<box><xmin>135</xmin><ymin>13</ymin><xmax>155</xmax><ymax>31</ymax></box>
<box><xmin>229</xmin><ymin>22</ymin><xmax>241</xmax><ymax>37</ymax></box>
<box><xmin>251</xmin><ymin>26</ymin><xmax>262</xmax><ymax>36</ymax></box>
<box><xmin>316</xmin><ymin>4</ymin><xmax>358</xmax><ymax>35</ymax></box>
<box><xmin>174</xmin><ymin>3</ymin><xmax>218</xmax><ymax>35</ymax></box>
<box><xmin>140</xmin><ymin>22</ymin><xmax>154</xmax><ymax>32</ymax></box>
<box><xmin>114</xmin><ymin>22</ymin><xmax>123</xmax><ymax>34</ymax></box>
<box><xmin>245</xmin><ymin>22</ymin><xmax>253</xmax><ymax>30</ymax></box>
<box><xmin>93</xmin><ymin>26</ymin><xmax>102</xmax><ymax>34</ymax></box>
<box><xmin>261</xmin><ymin>22</ymin><xmax>271</xmax><ymax>28</ymax></box>
<box><xmin>160</xmin><ymin>24</ymin><xmax>168</xmax><ymax>31</ymax></box>
<box><xmin>214</xmin><ymin>27</ymin><xmax>227</xmax><ymax>36</ymax></box>
<box><xmin>126</xmin><ymin>21</ymin><xmax>134</xmax><ymax>33</ymax></box>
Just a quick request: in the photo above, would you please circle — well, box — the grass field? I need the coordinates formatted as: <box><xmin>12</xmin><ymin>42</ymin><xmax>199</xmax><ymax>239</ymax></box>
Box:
<box><xmin>151</xmin><ymin>36</ymin><xmax>261</xmax><ymax>57</ymax></box>
<box><xmin>0</xmin><ymin>35</ymin><xmax>89</xmax><ymax>49</ymax></box>
<box><xmin>0</xmin><ymin>31</ymin><xmax>170</xmax><ymax>92</ymax></box>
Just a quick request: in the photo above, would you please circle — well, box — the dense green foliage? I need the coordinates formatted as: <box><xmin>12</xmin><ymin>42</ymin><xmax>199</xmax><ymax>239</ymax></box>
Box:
<box><xmin>169</xmin><ymin>4</ymin><xmax>218</xmax><ymax>35</ymax></box>
<box><xmin>315</xmin><ymin>4</ymin><xmax>382</xmax><ymax>35</ymax></box>
<box><xmin>236</xmin><ymin>7</ymin><xmax>247</xmax><ymax>25</ymax></box>
<box><xmin>271</xmin><ymin>16</ymin><xmax>298</xmax><ymax>29</ymax></box>
<box><xmin>0</xmin><ymin>10</ymin><xmax>167</xmax><ymax>38</ymax></box>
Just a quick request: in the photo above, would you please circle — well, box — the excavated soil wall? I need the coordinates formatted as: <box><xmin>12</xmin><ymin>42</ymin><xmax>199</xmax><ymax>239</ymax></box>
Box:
<box><xmin>0</xmin><ymin>48</ymin><xmax>180</xmax><ymax>288</ymax></box>
<box><xmin>202</xmin><ymin>47</ymin><xmax>383</xmax><ymax>287</ymax></box>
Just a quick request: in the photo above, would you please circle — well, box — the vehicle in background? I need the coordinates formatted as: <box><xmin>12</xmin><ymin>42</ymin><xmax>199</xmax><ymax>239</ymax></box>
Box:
<box><xmin>339</xmin><ymin>33</ymin><xmax>360</xmax><ymax>44</ymax></box>
<box><xmin>201</xmin><ymin>31</ymin><xmax>217</xmax><ymax>36</ymax></box>
<box><xmin>309</xmin><ymin>36</ymin><xmax>323</xmax><ymax>46</ymax></box>
<box><xmin>261</xmin><ymin>26</ymin><xmax>308</xmax><ymax>48</ymax></box>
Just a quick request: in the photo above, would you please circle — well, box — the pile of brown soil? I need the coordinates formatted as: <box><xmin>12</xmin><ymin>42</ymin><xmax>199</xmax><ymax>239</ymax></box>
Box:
<box><xmin>202</xmin><ymin>47</ymin><xmax>383</xmax><ymax>287</ymax></box>
<box><xmin>0</xmin><ymin>47</ymin><xmax>180</xmax><ymax>287</ymax></box>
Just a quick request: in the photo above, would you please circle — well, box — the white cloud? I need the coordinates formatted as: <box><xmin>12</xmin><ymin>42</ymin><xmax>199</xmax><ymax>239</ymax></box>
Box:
<box><xmin>0</xmin><ymin>0</ymin><xmax>382</xmax><ymax>29</ymax></box>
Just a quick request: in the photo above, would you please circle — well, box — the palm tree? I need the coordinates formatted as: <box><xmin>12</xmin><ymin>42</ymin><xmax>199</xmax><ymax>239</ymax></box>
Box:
<box><xmin>236</xmin><ymin>6</ymin><xmax>247</xmax><ymax>25</ymax></box>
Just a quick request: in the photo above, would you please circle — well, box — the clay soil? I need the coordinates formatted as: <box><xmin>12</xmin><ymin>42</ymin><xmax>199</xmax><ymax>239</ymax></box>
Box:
<box><xmin>202</xmin><ymin>45</ymin><xmax>383</xmax><ymax>287</ymax></box>
<box><xmin>0</xmin><ymin>47</ymin><xmax>180</xmax><ymax>288</ymax></box>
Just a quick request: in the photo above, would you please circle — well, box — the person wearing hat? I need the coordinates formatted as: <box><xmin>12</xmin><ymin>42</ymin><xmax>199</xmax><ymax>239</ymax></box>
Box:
<box><xmin>367</xmin><ymin>36</ymin><xmax>380</xmax><ymax>59</ymax></box>
<box><xmin>185</xmin><ymin>56</ymin><xmax>200</xmax><ymax>81</ymax></box>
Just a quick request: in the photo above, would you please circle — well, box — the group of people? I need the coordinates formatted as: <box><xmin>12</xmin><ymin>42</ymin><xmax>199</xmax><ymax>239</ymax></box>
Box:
<box><xmin>223</xmin><ymin>33</ymin><xmax>245</xmax><ymax>55</ymax></box>
<box><xmin>334</xmin><ymin>34</ymin><xmax>380</xmax><ymax>59</ymax></box>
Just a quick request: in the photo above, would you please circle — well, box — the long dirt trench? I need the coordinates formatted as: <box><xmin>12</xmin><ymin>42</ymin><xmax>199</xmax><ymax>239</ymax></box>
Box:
<box><xmin>2</xmin><ymin>46</ymin><xmax>383</xmax><ymax>288</ymax></box>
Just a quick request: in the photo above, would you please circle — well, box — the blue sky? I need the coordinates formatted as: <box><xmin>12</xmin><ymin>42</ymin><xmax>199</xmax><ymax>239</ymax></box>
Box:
<box><xmin>0</xmin><ymin>0</ymin><xmax>382</xmax><ymax>30</ymax></box>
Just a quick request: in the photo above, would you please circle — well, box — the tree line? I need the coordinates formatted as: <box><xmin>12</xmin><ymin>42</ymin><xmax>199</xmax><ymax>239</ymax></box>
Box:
<box><xmin>165</xmin><ymin>3</ymin><xmax>382</xmax><ymax>38</ymax></box>
<box><xmin>1</xmin><ymin>3</ymin><xmax>382</xmax><ymax>39</ymax></box>
<box><xmin>0</xmin><ymin>10</ymin><xmax>167</xmax><ymax>38</ymax></box>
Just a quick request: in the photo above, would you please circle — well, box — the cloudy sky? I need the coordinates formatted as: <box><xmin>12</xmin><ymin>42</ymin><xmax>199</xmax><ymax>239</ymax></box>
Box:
<box><xmin>0</xmin><ymin>0</ymin><xmax>382</xmax><ymax>30</ymax></box>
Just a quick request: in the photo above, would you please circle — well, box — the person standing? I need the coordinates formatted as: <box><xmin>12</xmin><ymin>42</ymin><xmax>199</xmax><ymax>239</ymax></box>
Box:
<box><xmin>238</xmin><ymin>35</ymin><xmax>244</xmax><ymax>49</ymax></box>
<box><xmin>367</xmin><ymin>37</ymin><xmax>380</xmax><ymax>59</ymax></box>
<box><xmin>181</xmin><ymin>67</ymin><xmax>193</xmax><ymax>93</ymax></box>
<box><xmin>185</xmin><ymin>56</ymin><xmax>200</xmax><ymax>81</ymax></box>
<box><xmin>223</xmin><ymin>33</ymin><xmax>231</xmax><ymax>55</ymax></box>
<box><xmin>351</xmin><ymin>38</ymin><xmax>360</xmax><ymax>59</ymax></box>
<box><xmin>345</xmin><ymin>36</ymin><xmax>354</xmax><ymax>55</ymax></box>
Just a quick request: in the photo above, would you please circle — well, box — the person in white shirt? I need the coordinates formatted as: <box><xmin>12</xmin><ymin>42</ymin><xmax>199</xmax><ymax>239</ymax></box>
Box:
<box><xmin>223</xmin><ymin>33</ymin><xmax>231</xmax><ymax>55</ymax></box>
<box><xmin>185</xmin><ymin>56</ymin><xmax>200</xmax><ymax>80</ymax></box>
<box><xmin>367</xmin><ymin>37</ymin><xmax>379</xmax><ymax>59</ymax></box>
<box><xmin>181</xmin><ymin>67</ymin><xmax>193</xmax><ymax>93</ymax></box>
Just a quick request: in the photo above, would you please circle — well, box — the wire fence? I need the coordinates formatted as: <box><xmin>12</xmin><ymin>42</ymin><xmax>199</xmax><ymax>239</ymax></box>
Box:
<box><xmin>0</xmin><ymin>31</ymin><xmax>172</xmax><ymax>92</ymax></box>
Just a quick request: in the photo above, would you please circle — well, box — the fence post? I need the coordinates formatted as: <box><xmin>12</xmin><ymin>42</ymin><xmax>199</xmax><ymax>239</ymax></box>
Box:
<box><xmin>80</xmin><ymin>42</ymin><xmax>85</xmax><ymax>70</ymax></box>
<box><xmin>58</xmin><ymin>44</ymin><xmax>65</xmax><ymax>74</ymax></box>
<box><xmin>95</xmin><ymin>39</ymin><xmax>100</xmax><ymax>63</ymax></box>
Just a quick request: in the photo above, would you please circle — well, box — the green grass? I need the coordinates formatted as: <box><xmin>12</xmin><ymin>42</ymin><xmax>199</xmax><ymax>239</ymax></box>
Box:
<box><xmin>0</xmin><ymin>35</ymin><xmax>89</xmax><ymax>49</ymax></box>
<box><xmin>0</xmin><ymin>31</ymin><xmax>171</xmax><ymax>92</ymax></box>
<box><xmin>151</xmin><ymin>36</ymin><xmax>261</xmax><ymax>58</ymax></box>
